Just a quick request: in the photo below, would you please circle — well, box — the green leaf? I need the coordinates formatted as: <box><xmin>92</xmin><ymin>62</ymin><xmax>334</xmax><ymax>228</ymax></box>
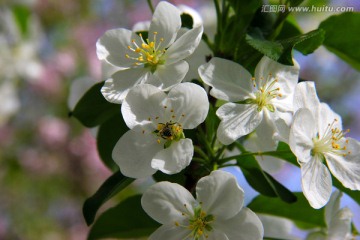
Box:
<box><xmin>71</xmin><ymin>82</ymin><xmax>120</xmax><ymax>128</ymax></box>
<box><xmin>219</xmin><ymin>0</ymin><xmax>262</xmax><ymax>58</ymax></box>
<box><xmin>319</xmin><ymin>12</ymin><xmax>360</xmax><ymax>71</ymax></box>
<box><xmin>246</xmin><ymin>34</ymin><xmax>284</xmax><ymax>61</ymax></box>
<box><xmin>12</xmin><ymin>5</ymin><xmax>31</xmax><ymax>37</ymax></box>
<box><xmin>275</xmin><ymin>18</ymin><xmax>302</xmax><ymax>40</ymax></box>
<box><xmin>88</xmin><ymin>195</ymin><xmax>160</xmax><ymax>240</ymax></box>
<box><xmin>236</xmin><ymin>154</ymin><xmax>297</xmax><ymax>203</ymax></box>
<box><xmin>83</xmin><ymin>171</ymin><xmax>134</xmax><ymax>225</ymax></box>
<box><xmin>332</xmin><ymin>177</ymin><xmax>360</xmax><ymax>206</ymax></box>
<box><xmin>278</xmin><ymin>29</ymin><xmax>325</xmax><ymax>64</ymax></box>
<box><xmin>248</xmin><ymin>192</ymin><xmax>326</xmax><ymax>229</ymax></box>
<box><xmin>289</xmin><ymin>0</ymin><xmax>305</xmax><ymax>7</ymax></box>
<box><xmin>97</xmin><ymin>114</ymin><xmax>128</xmax><ymax>171</ymax></box>
<box><xmin>181</xmin><ymin>13</ymin><xmax>193</xmax><ymax>29</ymax></box>
<box><xmin>294</xmin><ymin>29</ymin><xmax>325</xmax><ymax>55</ymax></box>
<box><xmin>247</xmin><ymin>29</ymin><xmax>324</xmax><ymax>65</ymax></box>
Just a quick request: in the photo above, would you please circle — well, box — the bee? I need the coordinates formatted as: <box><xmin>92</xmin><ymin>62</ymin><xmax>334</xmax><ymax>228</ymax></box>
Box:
<box><xmin>157</xmin><ymin>122</ymin><xmax>176</xmax><ymax>140</ymax></box>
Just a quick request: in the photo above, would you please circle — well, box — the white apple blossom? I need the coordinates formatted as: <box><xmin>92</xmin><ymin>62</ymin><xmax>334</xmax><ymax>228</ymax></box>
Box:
<box><xmin>198</xmin><ymin>56</ymin><xmax>299</xmax><ymax>147</ymax></box>
<box><xmin>306</xmin><ymin>190</ymin><xmax>354</xmax><ymax>240</ymax></box>
<box><xmin>141</xmin><ymin>170</ymin><xmax>264</xmax><ymax>240</ymax></box>
<box><xmin>290</xmin><ymin>81</ymin><xmax>360</xmax><ymax>209</ymax></box>
<box><xmin>112</xmin><ymin>82</ymin><xmax>209</xmax><ymax>178</ymax></box>
<box><xmin>0</xmin><ymin>8</ymin><xmax>43</xmax><ymax>82</ymax></box>
<box><xmin>97</xmin><ymin>1</ymin><xmax>203</xmax><ymax>104</ymax></box>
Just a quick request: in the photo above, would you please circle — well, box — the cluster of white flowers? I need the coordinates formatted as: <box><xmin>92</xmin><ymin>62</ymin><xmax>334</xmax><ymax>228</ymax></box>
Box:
<box><xmin>96</xmin><ymin>1</ymin><xmax>358</xmax><ymax>239</ymax></box>
<box><xmin>198</xmin><ymin>56</ymin><xmax>360</xmax><ymax>210</ymax></box>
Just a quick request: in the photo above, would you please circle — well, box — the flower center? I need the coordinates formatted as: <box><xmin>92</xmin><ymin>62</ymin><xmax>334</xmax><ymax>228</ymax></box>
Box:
<box><xmin>154</xmin><ymin>121</ymin><xmax>184</xmax><ymax>148</ymax></box>
<box><xmin>251</xmin><ymin>74</ymin><xmax>281</xmax><ymax>112</ymax></box>
<box><xmin>175</xmin><ymin>204</ymin><xmax>214</xmax><ymax>240</ymax></box>
<box><xmin>188</xmin><ymin>206</ymin><xmax>214</xmax><ymax>240</ymax></box>
<box><xmin>311</xmin><ymin>118</ymin><xmax>351</xmax><ymax>158</ymax></box>
<box><xmin>126</xmin><ymin>32</ymin><xmax>166</xmax><ymax>71</ymax></box>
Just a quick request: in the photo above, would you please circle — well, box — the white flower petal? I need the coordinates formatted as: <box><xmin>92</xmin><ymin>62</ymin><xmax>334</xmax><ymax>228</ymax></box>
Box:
<box><xmin>273</xmin><ymin>116</ymin><xmax>291</xmax><ymax>143</ymax></box>
<box><xmin>325</xmin><ymin>190</ymin><xmax>342</xmax><ymax>226</ymax></box>
<box><xmin>96</xmin><ymin>28</ymin><xmax>141</xmax><ymax>68</ymax></box>
<box><xmin>289</xmin><ymin>108</ymin><xmax>316</xmax><ymax>164</ymax></box>
<box><xmin>317</xmin><ymin>103</ymin><xmax>343</xmax><ymax>134</ymax></box>
<box><xmin>165</xmin><ymin>25</ymin><xmax>203</xmax><ymax>65</ymax></box>
<box><xmin>328</xmin><ymin>207</ymin><xmax>353</xmax><ymax>240</ymax></box>
<box><xmin>301</xmin><ymin>157</ymin><xmax>332</xmax><ymax>209</ymax></box>
<box><xmin>216</xmin><ymin>103</ymin><xmax>262</xmax><ymax>145</ymax></box>
<box><xmin>149</xmin><ymin>1</ymin><xmax>181</xmax><ymax>48</ymax></box>
<box><xmin>0</xmin><ymin>80</ymin><xmax>20</xmax><ymax>125</ymax></box>
<box><xmin>152</xmin><ymin>138</ymin><xmax>193</xmax><ymax>174</ymax></box>
<box><xmin>206</xmin><ymin>230</ymin><xmax>229</xmax><ymax>240</ymax></box>
<box><xmin>196</xmin><ymin>170</ymin><xmax>244</xmax><ymax>220</ymax></box>
<box><xmin>215</xmin><ymin>208</ymin><xmax>264</xmax><ymax>240</ymax></box>
<box><xmin>101</xmin><ymin>68</ymin><xmax>149</xmax><ymax>104</ymax></box>
<box><xmin>112</xmin><ymin>131</ymin><xmax>162</xmax><ymax>178</ymax></box>
<box><xmin>183</xmin><ymin>39</ymin><xmax>212</xmax><ymax>82</ymax></box>
<box><xmin>141</xmin><ymin>181</ymin><xmax>196</xmax><ymax>224</ymax></box>
<box><xmin>121</xmin><ymin>84</ymin><xmax>167</xmax><ymax>131</ymax></box>
<box><xmin>258</xmin><ymin>214</ymin><xmax>295</xmax><ymax>240</ymax></box>
<box><xmin>177</xmin><ymin>5</ymin><xmax>203</xmax><ymax>27</ymax></box>
<box><xmin>255</xmin><ymin>110</ymin><xmax>279</xmax><ymax>151</ymax></box>
<box><xmin>293</xmin><ymin>81</ymin><xmax>320</xmax><ymax>112</ymax></box>
<box><xmin>147</xmin><ymin>60</ymin><xmax>189</xmax><ymax>90</ymax></box>
<box><xmin>326</xmin><ymin>138</ymin><xmax>360</xmax><ymax>190</ymax></box>
<box><xmin>254</xmin><ymin>56</ymin><xmax>299</xmax><ymax>99</ymax></box>
<box><xmin>198</xmin><ymin>57</ymin><xmax>253</xmax><ymax>102</ymax></box>
<box><xmin>132</xmin><ymin>20</ymin><xmax>150</xmax><ymax>32</ymax></box>
<box><xmin>167</xmin><ymin>82</ymin><xmax>209</xmax><ymax>129</ymax></box>
<box><xmin>149</xmin><ymin>225</ymin><xmax>190</xmax><ymax>240</ymax></box>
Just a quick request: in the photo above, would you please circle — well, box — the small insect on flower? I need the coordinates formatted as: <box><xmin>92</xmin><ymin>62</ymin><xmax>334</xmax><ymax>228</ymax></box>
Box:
<box><xmin>112</xmin><ymin>82</ymin><xmax>209</xmax><ymax>178</ymax></box>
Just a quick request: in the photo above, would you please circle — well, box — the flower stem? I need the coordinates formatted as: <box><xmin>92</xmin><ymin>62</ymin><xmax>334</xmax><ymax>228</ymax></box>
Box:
<box><xmin>218</xmin><ymin>150</ymin><xmax>292</xmax><ymax>165</ymax></box>
<box><xmin>147</xmin><ymin>0</ymin><xmax>154</xmax><ymax>13</ymax></box>
<box><xmin>194</xmin><ymin>146</ymin><xmax>209</xmax><ymax>161</ymax></box>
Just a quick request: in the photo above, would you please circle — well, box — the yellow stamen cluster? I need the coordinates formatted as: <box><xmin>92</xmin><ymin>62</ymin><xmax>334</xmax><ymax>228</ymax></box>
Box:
<box><xmin>125</xmin><ymin>32</ymin><xmax>166</xmax><ymax>69</ymax></box>
<box><xmin>251</xmin><ymin>73</ymin><xmax>281</xmax><ymax>112</ymax></box>
<box><xmin>174</xmin><ymin>204</ymin><xmax>214</xmax><ymax>240</ymax></box>
<box><xmin>156</xmin><ymin>122</ymin><xmax>183</xmax><ymax>142</ymax></box>
<box><xmin>312</xmin><ymin>119</ymin><xmax>351</xmax><ymax>158</ymax></box>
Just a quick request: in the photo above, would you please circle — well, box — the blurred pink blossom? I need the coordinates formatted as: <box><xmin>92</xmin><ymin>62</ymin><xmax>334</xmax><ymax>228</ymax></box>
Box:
<box><xmin>38</xmin><ymin>117</ymin><xmax>70</xmax><ymax>147</ymax></box>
